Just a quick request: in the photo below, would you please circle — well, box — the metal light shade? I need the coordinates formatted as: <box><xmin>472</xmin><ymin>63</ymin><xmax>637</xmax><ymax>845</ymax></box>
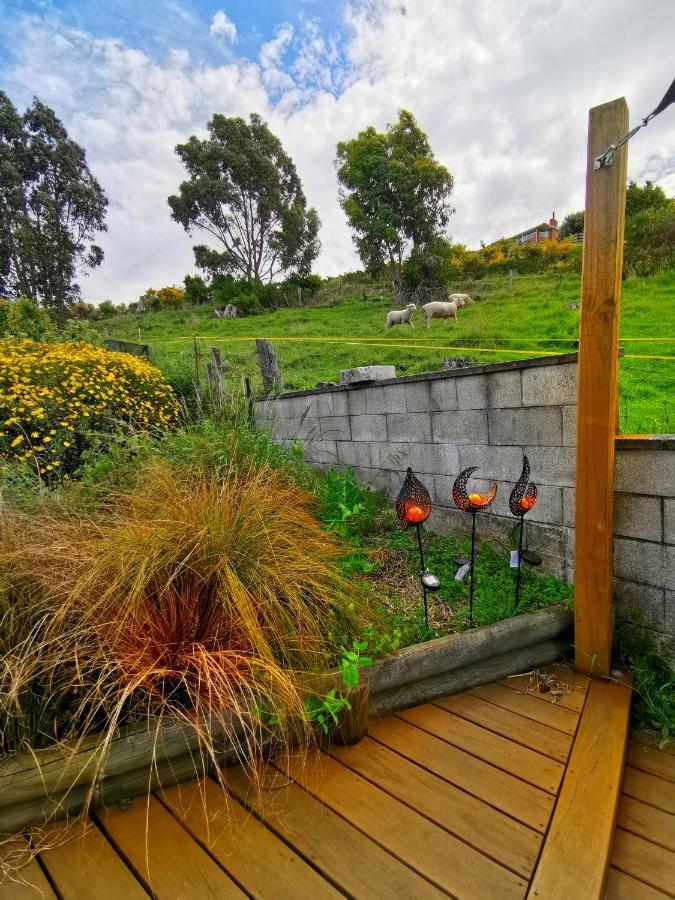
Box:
<box><xmin>396</xmin><ymin>468</ymin><xmax>432</xmax><ymax>528</ymax></box>
<box><xmin>452</xmin><ymin>466</ymin><xmax>497</xmax><ymax>512</ymax></box>
<box><xmin>509</xmin><ymin>456</ymin><xmax>538</xmax><ymax>517</ymax></box>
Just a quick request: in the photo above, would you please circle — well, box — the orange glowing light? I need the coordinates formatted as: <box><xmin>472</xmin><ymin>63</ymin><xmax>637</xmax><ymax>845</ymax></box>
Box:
<box><xmin>520</xmin><ymin>495</ymin><xmax>536</xmax><ymax>511</ymax></box>
<box><xmin>406</xmin><ymin>504</ymin><xmax>427</xmax><ymax>523</ymax></box>
<box><xmin>468</xmin><ymin>493</ymin><xmax>487</xmax><ymax>505</ymax></box>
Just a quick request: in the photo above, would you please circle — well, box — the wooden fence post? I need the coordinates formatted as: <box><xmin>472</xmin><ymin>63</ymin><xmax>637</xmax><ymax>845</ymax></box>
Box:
<box><xmin>205</xmin><ymin>347</ymin><xmax>225</xmax><ymax>412</ymax></box>
<box><xmin>574</xmin><ymin>98</ymin><xmax>629</xmax><ymax>676</ymax></box>
<box><xmin>256</xmin><ymin>339</ymin><xmax>282</xmax><ymax>393</ymax></box>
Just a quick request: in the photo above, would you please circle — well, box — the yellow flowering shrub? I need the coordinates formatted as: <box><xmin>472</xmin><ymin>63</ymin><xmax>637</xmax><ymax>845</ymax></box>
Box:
<box><xmin>0</xmin><ymin>340</ymin><xmax>179</xmax><ymax>477</ymax></box>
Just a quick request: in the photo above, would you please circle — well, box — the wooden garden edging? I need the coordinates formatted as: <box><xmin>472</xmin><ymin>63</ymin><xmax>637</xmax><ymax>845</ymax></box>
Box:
<box><xmin>0</xmin><ymin>605</ymin><xmax>572</xmax><ymax>835</ymax></box>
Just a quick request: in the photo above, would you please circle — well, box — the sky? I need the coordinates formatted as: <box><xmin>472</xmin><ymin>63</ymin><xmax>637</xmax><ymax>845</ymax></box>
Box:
<box><xmin>1</xmin><ymin>0</ymin><xmax>674</xmax><ymax>303</ymax></box>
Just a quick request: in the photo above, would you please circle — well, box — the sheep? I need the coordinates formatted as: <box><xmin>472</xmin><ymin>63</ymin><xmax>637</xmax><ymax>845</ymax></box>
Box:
<box><xmin>449</xmin><ymin>293</ymin><xmax>475</xmax><ymax>308</ymax></box>
<box><xmin>385</xmin><ymin>303</ymin><xmax>417</xmax><ymax>328</ymax></box>
<box><xmin>423</xmin><ymin>300</ymin><xmax>459</xmax><ymax>328</ymax></box>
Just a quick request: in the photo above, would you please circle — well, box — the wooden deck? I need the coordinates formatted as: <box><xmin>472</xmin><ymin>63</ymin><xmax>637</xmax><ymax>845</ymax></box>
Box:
<box><xmin>1</xmin><ymin>666</ymin><xmax>672</xmax><ymax>899</ymax></box>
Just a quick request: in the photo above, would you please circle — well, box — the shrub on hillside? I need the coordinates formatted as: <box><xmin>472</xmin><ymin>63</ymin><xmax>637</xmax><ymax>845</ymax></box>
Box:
<box><xmin>0</xmin><ymin>340</ymin><xmax>178</xmax><ymax>478</ymax></box>
<box><xmin>0</xmin><ymin>298</ymin><xmax>52</xmax><ymax>340</ymax></box>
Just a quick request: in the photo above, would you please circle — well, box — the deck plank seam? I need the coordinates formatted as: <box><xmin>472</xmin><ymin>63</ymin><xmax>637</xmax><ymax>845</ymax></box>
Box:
<box><xmin>152</xmin><ymin>784</ymin><xmax>258</xmax><ymax>899</ymax></box>
<box><xmin>610</xmin><ymin>833</ymin><xmax>675</xmax><ymax>899</ymax></box>
<box><xmin>91</xmin><ymin>806</ymin><xmax>166</xmax><ymax>898</ymax></box>
<box><xmin>322</xmin><ymin>746</ymin><xmax>537</xmax><ymax>882</ymax></box>
<box><xmin>430</xmin><ymin>698</ymin><xmax>575</xmax><ymax>759</ymax></box>
<box><xmin>466</xmin><ymin>688</ymin><xmax>581</xmax><ymax>732</ymax></box>
<box><xmin>267</xmin><ymin>758</ymin><xmax>458</xmax><ymax>899</ymax></box>
<box><xmin>211</xmin><ymin>775</ymin><xmax>354</xmax><ymax>900</ymax></box>
<box><xmin>26</xmin><ymin>838</ymin><xmax>65</xmax><ymax>900</ymax></box>
<box><xmin>365</xmin><ymin>731</ymin><xmax>551</xmax><ymax>835</ymax></box>
<box><xmin>392</xmin><ymin>712</ymin><xmax>562</xmax><ymax>796</ymax></box>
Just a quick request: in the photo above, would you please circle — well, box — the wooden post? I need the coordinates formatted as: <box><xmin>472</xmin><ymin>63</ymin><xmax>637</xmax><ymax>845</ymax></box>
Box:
<box><xmin>256</xmin><ymin>339</ymin><xmax>282</xmax><ymax>393</ymax></box>
<box><xmin>205</xmin><ymin>347</ymin><xmax>225</xmax><ymax>411</ymax></box>
<box><xmin>574</xmin><ymin>98</ymin><xmax>629</xmax><ymax>676</ymax></box>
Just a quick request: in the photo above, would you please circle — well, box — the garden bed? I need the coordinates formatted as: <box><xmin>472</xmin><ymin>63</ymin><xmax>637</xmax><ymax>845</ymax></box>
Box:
<box><xmin>0</xmin><ymin>605</ymin><xmax>572</xmax><ymax>835</ymax></box>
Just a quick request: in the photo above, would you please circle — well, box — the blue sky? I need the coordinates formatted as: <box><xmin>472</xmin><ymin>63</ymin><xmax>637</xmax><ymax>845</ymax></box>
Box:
<box><xmin>1</xmin><ymin>0</ymin><xmax>674</xmax><ymax>302</ymax></box>
<box><xmin>0</xmin><ymin>0</ymin><xmax>349</xmax><ymax>81</ymax></box>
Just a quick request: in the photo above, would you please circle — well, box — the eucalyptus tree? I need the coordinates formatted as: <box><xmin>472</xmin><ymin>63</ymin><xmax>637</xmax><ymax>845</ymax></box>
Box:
<box><xmin>0</xmin><ymin>92</ymin><xmax>107</xmax><ymax>314</ymax></box>
<box><xmin>169</xmin><ymin>113</ymin><xmax>320</xmax><ymax>283</ymax></box>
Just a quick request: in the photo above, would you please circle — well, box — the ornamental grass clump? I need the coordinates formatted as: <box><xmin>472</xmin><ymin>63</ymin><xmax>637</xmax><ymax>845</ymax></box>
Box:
<box><xmin>0</xmin><ymin>339</ymin><xmax>178</xmax><ymax>478</ymax></box>
<box><xmin>0</xmin><ymin>459</ymin><xmax>365</xmax><ymax>776</ymax></box>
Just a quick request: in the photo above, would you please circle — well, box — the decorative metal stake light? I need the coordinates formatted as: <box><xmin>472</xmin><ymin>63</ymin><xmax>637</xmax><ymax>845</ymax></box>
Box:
<box><xmin>452</xmin><ymin>467</ymin><xmax>497</xmax><ymax>627</ymax></box>
<box><xmin>509</xmin><ymin>456</ymin><xmax>541</xmax><ymax>606</ymax></box>
<box><xmin>396</xmin><ymin>468</ymin><xmax>440</xmax><ymax>629</ymax></box>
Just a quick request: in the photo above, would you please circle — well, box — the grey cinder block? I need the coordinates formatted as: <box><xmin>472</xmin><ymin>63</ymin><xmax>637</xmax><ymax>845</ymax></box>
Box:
<box><xmin>488</xmin><ymin>407</ymin><xmax>562</xmax><ymax>447</ymax></box>
<box><xmin>522</xmin><ymin>363</ymin><xmax>577</xmax><ymax>407</ymax></box>
<box><xmin>432</xmin><ymin>410</ymin><xmax>489</xmax><ymax>444</ymax></box>
<box><xmin>387</xmin><ymin>412</ymin><xmax>432</xmax><ymax>442</ymax></box>
<box><xmin>486</xmin><ymin>370</ymin><xmax>521</xmax><ymax>408</ymax></box>
<box><xmin>337</xmin><ymin>441</ymin><xmax>371</xmax><ymax>468</ymax></box>
<box><xmin>320</xmin><ymin>416</ymin><xmax>351</xmax><ymax>441</ymax></box>
<box><xmin>456</xmin><ymin>375</ymin><xmax>488</xmax><ymax>410</ymax></box>
<box><xmin>614</xmin><ymin>494</ymin><xmax>663</xmax><ymax>543</ymax></box>
<box><xmin>350</xmin><ymin>414</ymin><xmax>387</xmax><ymax>442</ymax></box>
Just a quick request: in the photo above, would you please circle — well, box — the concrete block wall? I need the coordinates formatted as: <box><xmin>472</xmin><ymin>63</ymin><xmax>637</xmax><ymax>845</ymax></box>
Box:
<box><xmin>254</xmin><ymin>354</ymin><xmax>675</xmax><ymax>654</ymax></box>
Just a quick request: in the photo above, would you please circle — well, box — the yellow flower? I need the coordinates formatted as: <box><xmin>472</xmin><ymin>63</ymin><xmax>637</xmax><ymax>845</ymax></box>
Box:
<box><xmin>11</xmin><ymin>435</ymin><xmax>24</xmax><ymax>447</ymax></box>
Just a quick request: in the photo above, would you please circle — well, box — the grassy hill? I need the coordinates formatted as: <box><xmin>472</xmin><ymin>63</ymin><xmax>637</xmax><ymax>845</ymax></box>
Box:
<box><xmin>98</xmin><ymin>271</ymin><xmax>675</xmax><ymax>434</ymax></box>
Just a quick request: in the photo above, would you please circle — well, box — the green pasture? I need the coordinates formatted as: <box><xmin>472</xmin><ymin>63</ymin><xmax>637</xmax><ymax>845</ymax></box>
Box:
<box><xmin>99</xmin><ymin>271</ymin><xmax>675</xmax><ymax>434</ymax></box>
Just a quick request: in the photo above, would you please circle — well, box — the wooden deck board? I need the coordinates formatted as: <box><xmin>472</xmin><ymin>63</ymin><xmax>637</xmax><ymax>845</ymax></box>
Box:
<box><xmin>328</xmin><ymin>734</ymin><xmax>541</xmax><ymax>878</ymax></box>
<box><xmin>605</xmin><ymin>866</ymin><xmax>671</xmax><ymax>899</ymax></box>
<box><xmin>617</xmin><ymin>795</ymin><xmax>675</xmax><ymax>850</ymax></box>
<box><xmin>629</xmin><ymin>740</ymin><xmax>675</xmax><ymax>783</ymax></box>
<box><xmin>528</xmin><ymin>677</ymin><xmax>632</xmax><ymax>900</ymax></box>
<box><xmin>368</xmin><ymin>712</ymin><xmax>556</xmax><ymax>831</ymax></box>
<box><xmin>38</xmin><ymin>820</ymin><xmax>148</xmax><ymax>900</ymax></box>
<box><xmin>22</xmin><ymin>671</ymin><xmax>675</xmax><ymax>900</ymax></box>
<box><xmin>468</xmin><ymin>681</ymin><xmax>582</xmax><ymax>732</ymax></box>
<box><xmin>436</xmin><ymin>691</ymin><xmax>573</xmax><ymax>762</ymax></box>
<box><xmin>158</xmin><ymin>777</ymin><xmax>342</xmax><ymax>899</ymax></box>
<box><xmin>98</xmin><ymin>794</ymin><xmax>246</xmax><ymax>898</ymax></box>
<box><xmin>610</xmin><ymin>829</ymin><xmax>675</xmax><ymax>896</ymax></box>
<box><xmin>0</xmin><ymin>838</ymin><xmax>57</xmax><ymax>900</ymax></box>
<box><xmin>277</xmin><ymin>749</ymin><xmax>528</xmax><ymax>898</ymax></box>
<box><xmin>226</xmin><ymin>761</ymin><xmax>446</xmax><ymax>898</ymax></box>
<box><xmin>623</xmin><ymin>766</ymin><xmax>675</xmax><ymax>815</ymax></box>
<box><xmin>399</xmin><ymin>703</ymin><xmax>565</xmax><ymax>793</ymax></box>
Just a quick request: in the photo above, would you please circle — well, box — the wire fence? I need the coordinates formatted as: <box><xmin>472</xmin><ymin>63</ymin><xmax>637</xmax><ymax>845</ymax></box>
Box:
<box><xmin>148</xmin><ymin>332</ymin><xmax>674</xmax><ymax>436</ymax></box>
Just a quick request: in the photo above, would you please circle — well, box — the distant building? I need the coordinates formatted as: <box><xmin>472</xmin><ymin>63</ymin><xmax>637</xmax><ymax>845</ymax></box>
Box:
<box><xmin>507</xmin><ymin>213</ymin><xmax>559</xmax><ymax>245</ymax></box>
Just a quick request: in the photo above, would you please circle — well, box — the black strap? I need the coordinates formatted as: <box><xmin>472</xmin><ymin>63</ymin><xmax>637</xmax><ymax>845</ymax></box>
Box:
<box><xmin>650</xmin><ymin>75</ymin><xmax>675</xmax><ymax>119</ymax></box>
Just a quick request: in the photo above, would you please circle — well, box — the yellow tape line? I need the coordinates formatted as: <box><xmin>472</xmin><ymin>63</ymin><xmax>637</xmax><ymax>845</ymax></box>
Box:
<box><xmin>155</xmin><ymin>334</ymin><xmax>675</xmax><ymax>360</ymax></box>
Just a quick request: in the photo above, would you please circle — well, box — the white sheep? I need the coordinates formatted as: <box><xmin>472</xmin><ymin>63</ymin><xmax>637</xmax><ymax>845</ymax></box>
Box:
<box><xmin>385</xmin><ymin>303</ymin><xmax>417</xmax><ymax>328</ymax></box>
<box><xmin>423</xmin><ymin>300</ymin><xmax>459</xmax><ymax>328</ymax></box>
<box><xmin>449</xmin><ymin>293</ymin><xmax>474</xmax><ymax>308</ymax></box>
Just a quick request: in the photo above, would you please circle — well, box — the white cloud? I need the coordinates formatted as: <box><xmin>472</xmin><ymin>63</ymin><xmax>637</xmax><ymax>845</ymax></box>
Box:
<box><xmin>3</xmin><ymin>1</ymin><xmax>675</xmax><ymax>303</ymax></box>
<box><xmin>210</xmin><ymin>10</ymin><xmax>237</xmax><ymax>44</ymax></box>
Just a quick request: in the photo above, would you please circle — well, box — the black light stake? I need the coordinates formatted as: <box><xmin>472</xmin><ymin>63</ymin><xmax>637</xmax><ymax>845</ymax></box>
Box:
<box><xmin>452</xmin><ymin>467</ymin><xmax>497</xmax><ymax>627</ymax></box>
<box><xmin>509</xmin><ymin>456</ymin><xmax>540</xmax><ymax>607</ymax></box>
<box><xmin>396</xmin><ymin>468</ymin><xmax>439</xmax><ymax>629</ymax></box>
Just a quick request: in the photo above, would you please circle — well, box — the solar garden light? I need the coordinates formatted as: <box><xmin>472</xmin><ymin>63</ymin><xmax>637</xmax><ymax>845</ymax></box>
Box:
<box><xmin>452</xmin><ymin>467</ymin><xmax>497</xmax><ymax>628</ymax></box>
<box><xmin>396</xmin><ymin>468</ymin><xmax>440</xmax><ymax>630</ymax></box>
<box><xmin>509</xmin><ymin>456</ymin><xmax>541</xmax><ymax>606</ymax></box>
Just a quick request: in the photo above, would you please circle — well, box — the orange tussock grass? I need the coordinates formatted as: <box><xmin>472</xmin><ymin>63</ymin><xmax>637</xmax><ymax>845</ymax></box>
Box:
<box><xmin>0</xmin><ymin>459</ymin><xmax>368</xmax><ymax>812</ymax></box>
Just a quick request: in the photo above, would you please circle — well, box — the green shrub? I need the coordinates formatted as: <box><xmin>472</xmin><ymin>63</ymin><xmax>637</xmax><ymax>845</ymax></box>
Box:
<box><xmin>0</xmin><ymin>297</ymin><xmax>52</xmax><ymax>340</ymax></box>
<box><xmin>615</xmin><ymin>612</ymin><xmax>675</xmax><ymax>738</ymax></box>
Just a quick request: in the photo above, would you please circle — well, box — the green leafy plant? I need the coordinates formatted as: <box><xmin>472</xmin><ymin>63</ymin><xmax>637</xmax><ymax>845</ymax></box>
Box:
<box><xmin>304</xmin><ymin>640</ymin><xmax>372</xmax><ymax>734</ymax></box>
<box><xmin>614</xmin><ymin>611</ymin><xmax>675</xmax><ymax>738</ymax></box>
<box><xmin>317</xmin><ymin>467</ymin><xmax>383</xmax><ymax>539</ymax></box>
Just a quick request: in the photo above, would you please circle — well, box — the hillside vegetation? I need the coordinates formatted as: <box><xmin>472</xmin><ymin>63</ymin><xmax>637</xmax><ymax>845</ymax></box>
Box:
<box><xmin>98</xmin><ymin>271</ymin><xmax>675</xmax><ymax>434</ymax></box>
